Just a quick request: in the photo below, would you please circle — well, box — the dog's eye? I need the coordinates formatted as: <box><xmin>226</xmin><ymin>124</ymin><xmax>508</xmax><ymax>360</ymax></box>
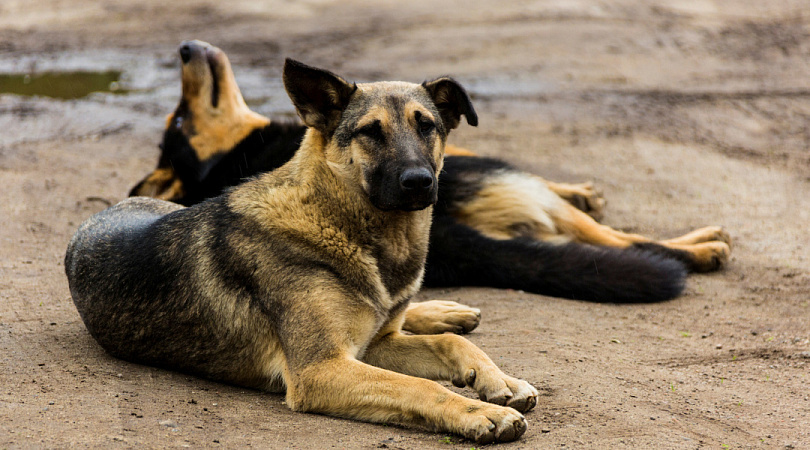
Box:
<box><xmin>356</xmin><ymin>122</ymin><xmax>384</xmax><ymax>141</ymax></box>
<box><xmin>174</xmin><ymin>116</ymin><xmax>183</xmax><ymax>129</ymax></box>
<box><xmin>414</xmin><ymin>110</ymin><xmax>434</xmax><ymax>135</ymax></box>
<box><xmin>418</xmin><ymin>119</ymin><xmax>435</xmax><ymax>135</ymax></box>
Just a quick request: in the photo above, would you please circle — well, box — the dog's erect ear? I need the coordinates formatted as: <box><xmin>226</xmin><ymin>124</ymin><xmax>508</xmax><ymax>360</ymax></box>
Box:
<box><xmin>422</xmin><ymin>77</ymin><xmax>478</xmax><ymax>131</ymax></box>
<box><xmin>283</xmin><ymin>58</ymin><xmax>357</xmax><ymax>134</ymax></box>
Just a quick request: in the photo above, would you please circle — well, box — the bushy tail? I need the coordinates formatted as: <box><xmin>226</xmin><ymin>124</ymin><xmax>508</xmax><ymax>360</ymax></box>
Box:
<box><xmin>424</xmin><ymin>217</ymin><xmax>687</xmax><ymax>303</ymax></box>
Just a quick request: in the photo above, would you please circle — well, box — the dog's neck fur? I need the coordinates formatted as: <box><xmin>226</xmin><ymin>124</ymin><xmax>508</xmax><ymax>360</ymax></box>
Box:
<box><xmin>229</xmin><ymin>128</ymin><xmax>433</xmax><ymax>309</ymax></box>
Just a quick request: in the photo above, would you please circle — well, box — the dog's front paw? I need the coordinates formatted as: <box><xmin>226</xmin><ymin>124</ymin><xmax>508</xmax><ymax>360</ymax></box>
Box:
<box><xmin>481</xmin><ymin>375</ymin><xmax>538</xmax><ymax>413</ymax></box>
<box><xmin>455</xmin><ymin>369</ymin><xmax>538</xmax><ymax>413</ymax></box>
<box><xmin>460</xmin><ymin>404</ymin><xmax>527</xmax><ymax>444</ymax></box>
<box><xmin>402</xmin><ymin>300</ymin><xmax>481</xmax><ymax>335</ymax></box>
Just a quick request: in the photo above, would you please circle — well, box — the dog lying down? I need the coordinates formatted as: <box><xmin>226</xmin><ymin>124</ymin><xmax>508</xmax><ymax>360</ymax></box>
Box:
<box><xmin>132</xmin><ymin>41</ymin><xmax>732</xmax><ymax>304</ymax></box>
<box><xmin>67</xmin><ymin>59</ymin><xmax>538</xmax><ymax>443</ymax></box>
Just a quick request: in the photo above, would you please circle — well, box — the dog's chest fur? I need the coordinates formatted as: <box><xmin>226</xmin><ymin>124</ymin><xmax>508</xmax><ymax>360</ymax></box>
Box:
<box><xmin>229</xmin><ymin>143</ymin><xmax>431</xmax><ymax>322</ymax></box>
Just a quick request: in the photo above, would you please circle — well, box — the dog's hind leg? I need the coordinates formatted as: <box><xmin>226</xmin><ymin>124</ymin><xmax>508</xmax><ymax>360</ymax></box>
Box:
<box><xmin>556</xmin><ymin>203</ymin><xmax>648</xmax><ymax>246</ymax></box>
<box><xmin>444</xmin><ymin>144</ymin><xmax>479</xmax><ymax>157</ymax></box>
<box><xmin>402</xmin><ymin>300</ymin><xmax>481</xmax><ymax>335</ymax></box>
<box><xmin>660</xmin><ymin>226</ymin><xmax>731</xmax><ymax>246</ymax></box>
<box><xmin>555</xmin><ymin>204</ymin><xmax>731</xmax><ymax>272</ymax></box>
<box><xmin>632</xmin><ymin>241</ymin><xmax>731</xmax><ymax>273</ymax></box>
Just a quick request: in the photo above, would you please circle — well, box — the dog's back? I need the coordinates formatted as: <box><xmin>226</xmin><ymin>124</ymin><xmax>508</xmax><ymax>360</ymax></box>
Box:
<box><xmin>65</xmin><ymin>196</ymin><xmax>288</xmax><ymax>390</ymax></box>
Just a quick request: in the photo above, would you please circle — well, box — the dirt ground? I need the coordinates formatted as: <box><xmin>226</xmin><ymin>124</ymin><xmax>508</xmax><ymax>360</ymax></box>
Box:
<box><xmin>1</xmin><ymin>0</ymin><xmax>809</xmax><ymax>448</ymax></box>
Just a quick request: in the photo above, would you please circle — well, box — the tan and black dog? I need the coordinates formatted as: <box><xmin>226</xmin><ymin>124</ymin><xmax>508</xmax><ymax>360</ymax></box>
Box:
<box><xmin>132</xmin><ymin>40</ymin><xmax>480</xmax><ymax>335</ymax></box>
<box><xmin>67</xmin><ymin>59</ymin><xmax>538</xmax><ymax>443</ymax></box>
<box><xmin>132</xmin><ymin>41</ymin><xmax>731</xmax><ymax>303</ymax></box>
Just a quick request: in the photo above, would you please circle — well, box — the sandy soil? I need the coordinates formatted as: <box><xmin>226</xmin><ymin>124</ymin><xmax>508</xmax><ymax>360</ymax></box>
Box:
<box><xmin>1</xmin><ymin>0</ymin><xmax>809</xmax><ymax>448</ymax></box>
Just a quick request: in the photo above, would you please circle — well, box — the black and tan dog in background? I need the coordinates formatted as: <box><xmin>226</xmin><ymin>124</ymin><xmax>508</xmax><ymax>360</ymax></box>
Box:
<box><xmin>67</xmin><ymin>59</ymin><xmax>538</xmax><ymax>443</ymax></box>
<box><xmin>132</xmin><ymin>41</ymin><xmax>731</xmax><ymax>303</ymax></box>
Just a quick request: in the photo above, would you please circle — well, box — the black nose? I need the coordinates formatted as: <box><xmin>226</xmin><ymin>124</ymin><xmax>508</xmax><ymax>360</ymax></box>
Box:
<box><xmin>400</xmin><ymin>167</ymin><xmax>434</xmax><ymax>192</ymax></box>
<box><xmin>179</xmin><ymin>44</ymin><xmax>192</xmax><ymax>64</ymax></box>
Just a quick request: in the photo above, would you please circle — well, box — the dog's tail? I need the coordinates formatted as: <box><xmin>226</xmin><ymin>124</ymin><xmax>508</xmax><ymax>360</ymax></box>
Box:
<box><xmin>424</xmin><ymin>217</ymin><xmax>687</xmax><ymax>303</ymax></box>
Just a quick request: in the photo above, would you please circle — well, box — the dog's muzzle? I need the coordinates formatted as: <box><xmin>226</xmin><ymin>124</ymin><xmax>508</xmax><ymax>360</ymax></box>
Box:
<box><xmin>368</xmin><ymin>164</ymin><xmax>438</xmax><ymax>212</ymax></box>
<box><xmin>400</xmin><ymin>167</ymin><xmax>434</xmax><ymax>194</ymax></box>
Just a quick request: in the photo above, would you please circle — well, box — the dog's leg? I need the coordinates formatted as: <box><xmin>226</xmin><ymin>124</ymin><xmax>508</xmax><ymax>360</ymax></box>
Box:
<box><xmin>633</xmin><ymin>241</ymin><xmax>731</xmax><ymax>272</ymax></box>
<box><xmin>444</xmin><ymin>144</ymin><xmax>479</xmax><ymax>157</ymax></box>
<box><xmin>555</xmin><ymin>204</ymin><xmax>730</xmax><ymax>272</ymax></box>
<box><xmin>287</xmin><ymin>357</ymin><xmax>528</xmax><ymax>444</ymax></box>
<box><xmin>130</xmin><ymin>167</ymin><xmax>185</xmax><ymax>200</ymax></box>
<box><xmin>402</xmin><ymin>300</ymin><xmax>481</xmax><ymax>335</ymax></box>
<box><xmin>556</xmin><ymin>203</ymin><xmax>649</xmax><ymax>246</ymax></box>
<box><xmin>545</xmin><ymin>180</ymin><xmax>606</xmax><ymax>221</ymax></box>
<box><xmin>362</xmin><ymin>331</ymin><xmax>538</xmax><ymax>413</ymax></box>
<box><xmin>660</xmin><ymin>226</ymin><xmax>731</xmax><ymax>246</ymax></box>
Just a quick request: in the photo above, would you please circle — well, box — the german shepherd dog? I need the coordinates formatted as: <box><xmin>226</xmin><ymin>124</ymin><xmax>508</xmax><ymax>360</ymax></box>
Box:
<box><xmin>67</xmin><ymin>59</ymin><xmax>538</xmax><ymax>443</ymax></box>
<box><xmin>132</xmin><ymin>41</ymin><xmax>731</xmax><ymax>303</ymax></box>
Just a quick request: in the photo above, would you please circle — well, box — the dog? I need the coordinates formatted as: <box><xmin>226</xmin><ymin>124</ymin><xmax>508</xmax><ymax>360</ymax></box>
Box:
<box><xmin>132</xmin><ymin>41</ymin><xmax>731</xmax><ymax>303</ymax></box>
<box><xmin>67</xmin><ymin>58</ymin><xmax>538</xmax><ymax>443</ymax></box>
<box><xmin>132</xmin><ymin>40</ymin><xmax>481</xmax><ymax>336</ymax></box>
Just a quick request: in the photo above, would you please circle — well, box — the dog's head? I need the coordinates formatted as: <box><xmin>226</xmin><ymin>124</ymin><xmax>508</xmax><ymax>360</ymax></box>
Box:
<box><xmin>130</xmin><ymin>40</ymin><xmax>269</xmax><ymax>203</ymax></box>
<box><xmin>283</xmin><ymin>59</ymin><xmax>477</xmax><ymax>211</ymax></box>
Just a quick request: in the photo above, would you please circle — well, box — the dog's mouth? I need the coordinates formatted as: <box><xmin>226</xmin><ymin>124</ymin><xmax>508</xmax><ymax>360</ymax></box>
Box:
<box><xmin>372</xmin><ymin>196</ymin><xmax>437</xmax><ymax>212</ymax></box>
<box><xmin>178</xmin><ymin>40</ymin><xmax>222</xmax><ymax>109</ymax></box>
<box><xmin>386</xmin><ymin>200</ymin><xmax>436</xmax><ymax>212</ymax></box>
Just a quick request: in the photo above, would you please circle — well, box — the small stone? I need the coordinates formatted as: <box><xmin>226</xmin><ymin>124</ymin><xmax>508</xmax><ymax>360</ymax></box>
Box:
<box><xmin>715</xmin><ymin>344</ymin><xmax>723</xmax><ymax>349</ymax></box>
<box><xmin>158</xmin><ymin>419</ymin><xmax>177</xmax><ymax>428</ymax></box>
<box><xmin>541</xmin><ymin>428</ymin><xmax>552</xmax><ymax>433</ymax></box>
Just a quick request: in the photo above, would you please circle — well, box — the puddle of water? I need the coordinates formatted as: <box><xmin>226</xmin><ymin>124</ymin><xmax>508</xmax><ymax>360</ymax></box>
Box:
<box><xmin>0</xmin><ymin>71</ymin><xmax>127</xmax><ymax>99</ymax></box>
